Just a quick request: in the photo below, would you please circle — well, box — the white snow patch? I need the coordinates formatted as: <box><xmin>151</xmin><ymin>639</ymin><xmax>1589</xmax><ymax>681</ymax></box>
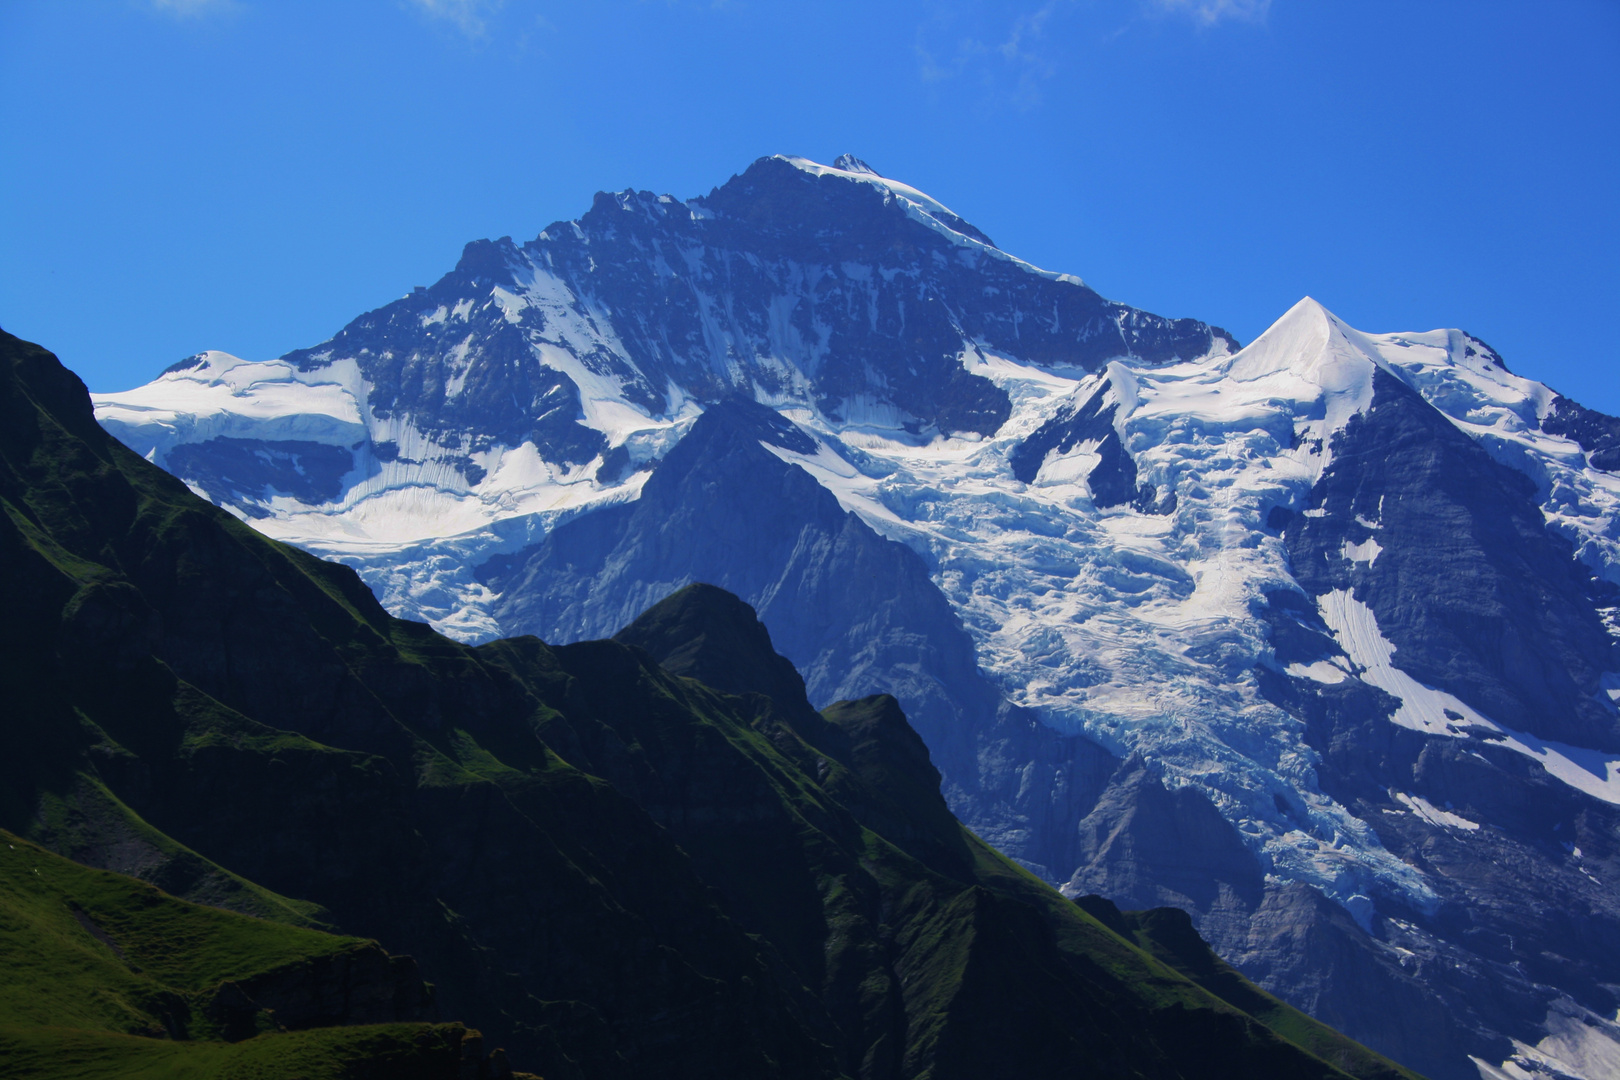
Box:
<box><xmin>1393</xmin><ymin>792</ymin><xmax>1480</xmax><ymax>831</ymax></box>
<box><xmin>93</xmin><ymin>353</ymin><xmax>369</xmax><ymax>461</ymax></box>
<box><xmin>1341</xmin><ymin>536</ymin><xmax>1383</xmax><ymax>566</ymax></box>
<box><xmin>1034</xmin><ymin>440</ymin><xmax>1103</xmax><ymax>491</ymax></box>
<box><xmin>1320</xmin><ymin>588</ymin><xmax>1620</xmax><ymax>806</ymax></box>
<box><xmin>779</xmin><ymin>155</ymin><xmax>1092</xmax><ymax>291</ymax></box>
<box><xmin>489</xmin><ymin>286</ymin><xmax>529</xmax><ymax>325</ymax></box>
<box><xmin>1286</xmin><ymin>661</ymin><xmax>1348</xmax><ymax>684</ymax></box>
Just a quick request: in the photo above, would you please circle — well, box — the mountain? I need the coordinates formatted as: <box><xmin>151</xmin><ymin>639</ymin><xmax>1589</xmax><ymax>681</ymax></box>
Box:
<box><xmin>1</xmin><ymin>326</ymin><xmax>1412</xmax><ymax>1078</ymax></box>
<box><xmin>92</xmin><ymin>153</ymin><xmax>1232</xmax><ymax>640</ymax></box>
<box><xmin>91</xmin><ymin>156</ymin><xmax>1620</xmax><ymax>1080</ymax></box>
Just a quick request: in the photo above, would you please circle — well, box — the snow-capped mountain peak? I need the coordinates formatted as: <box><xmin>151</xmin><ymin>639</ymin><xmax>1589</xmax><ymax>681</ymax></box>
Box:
<box><xmin>1222</xmin><ymin>297</ymin><xmax>1391</xmax><ymax>440</ymax></box>
<box><xmin>96</xmin><ymin>348</ymin><xmax>368</xmax><ymax>465</ymax></box>
<box><xmin>777</xmin><ymin>153</ymin><xmax>965</xmax><ymax>224</ymax></box>
<box><xmin>89</xmin><ymin>157</ymin><xmax>1620</xmax><ymax>1080</ymax></box>
<box><xmin>831</xmin><ymin>152</ymin><xmax>882</xmax><ymax>175</ymax></box>
<box><xmin>1227</xmin><ymin>297</ymin><xmax>1374</xmax><ymax>385</ymax></box>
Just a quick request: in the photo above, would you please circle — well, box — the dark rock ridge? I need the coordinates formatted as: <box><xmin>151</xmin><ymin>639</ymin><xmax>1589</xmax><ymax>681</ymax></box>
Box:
<box><xmin>1062</xmin><ymin>756</ymin><xmax>1265</xmax><ymax>917</ymax></box>
<box><xmin>1</xmin><ymin>328</ymin><xmax>1410</xmax><ymax>1080</ymax></box>
<box><xmin>1009</xmin><ymin>375</ymin><xmax>1174</xmax><ymax>512</ymax></box>
<box><xmin>1072</xmin><ymin>894</ymin><xmax>1428</xmax><ymax>1077</ymax></box>
<box><xmin>1542</xmin><ymin>391</ymin><xmax>1620</xmax><ymax>472</ymax></box>
<box><xmin>614</xmin><ymin>581</ymin><xmax>817</xmax><ymax>711</ymax></box>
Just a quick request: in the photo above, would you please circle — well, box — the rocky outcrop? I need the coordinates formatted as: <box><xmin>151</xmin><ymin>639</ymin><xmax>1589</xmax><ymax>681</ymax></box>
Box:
<box><xmin>1061</xmin><ymin>757</ymin><xmax>1264</xmax><ymax>917</ymax></box>
<box><xmin>1542</xmin><ymin>392</ymin><xmax>1620</xmax><ymax>472</ymax></box>
<box><xmin>1010</xmin><ymin>375</ymin><xmax>1171</xmax><ymax>512</ymax></box>
<box><xmin>205</xmin><ymin>944</ymin><xmax>434</xmax><ymax>1041</ymax></box>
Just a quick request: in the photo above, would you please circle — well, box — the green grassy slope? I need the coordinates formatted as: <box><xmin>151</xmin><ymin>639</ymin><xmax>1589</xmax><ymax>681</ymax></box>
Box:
<box><xmin>0</xmin><ymin>1025</ymin><xmax>470</xmax><ymax>1080</ymax></box>
<box><xmin>1075</xmin><ymin>895</ymin><xmax>1424</xmax><ymax>1080</ymax></box>
<box><xmin>0</xmin><ymin>829</ymin><xmax>474</xmax><ymax>1079</ymax></box>
<box><xmin>0</xmin><ymin>327</ymin><xmax>1421</xmax><ymax>1079</ymax></box>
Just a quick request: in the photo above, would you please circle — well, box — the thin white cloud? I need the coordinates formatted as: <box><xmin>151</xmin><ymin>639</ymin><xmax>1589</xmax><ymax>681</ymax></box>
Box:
<box><xmin>1150</xmin><ymin>0</ymin><xmax>1272</xmax><ymax>26</ymax></box>
<box><xmin>999</xmin><ymin>3</ymin><xmax>1057</xmax><ymax>63</ymax></box>
<box><xmin>915</xmin><ymin>2</ymin><xmax>1060</xmax><ymax>110</ymax></box>
<box><xmin>408</xmin><ymin>0</ymin><xmax>504</xmax><ymax>38</ymax></box>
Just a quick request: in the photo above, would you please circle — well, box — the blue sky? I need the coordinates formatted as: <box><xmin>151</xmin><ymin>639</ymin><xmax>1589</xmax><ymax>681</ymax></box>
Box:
<box><xmin>3</xmin><ymin>0</ymin><xmax>1617</xmax><ymax>411</ymax></box>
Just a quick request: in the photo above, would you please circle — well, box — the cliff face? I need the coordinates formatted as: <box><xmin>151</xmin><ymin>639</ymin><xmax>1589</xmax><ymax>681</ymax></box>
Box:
<box><xmin>1</xmin><ymin>328</ymin><xmax>1408</xmax><ymax>1080</ymax></box>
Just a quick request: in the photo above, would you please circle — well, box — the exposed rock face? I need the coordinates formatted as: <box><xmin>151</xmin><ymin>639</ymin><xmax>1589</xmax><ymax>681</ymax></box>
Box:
<box><xmin>167</xmin><ymin>437</ymin><xmax>357</xmax><ymax>514</ymax></box>
<box><xmin>1009</xmin><ymin>372</ymin><xmax>1170</xmax><ymax>512</ymax></box>
<box><xmin>1543</xmin><ymin>391</ymin><xmax>1620</xmax><ymax>472</ymax></box>
<box><xmin>1062</xmin><ymin>757</ymin><xmax>1264</xmax><ymax>916</ymax></box>
<box><xmin>206</xmin><ymin>945</ymin><xmax>435</xmax><ymax>1041</ymax></box>
<box><xmin>1278</xmin><ymin>368</ymin><xmax>1618</xmax><ymax>751</ymax></box>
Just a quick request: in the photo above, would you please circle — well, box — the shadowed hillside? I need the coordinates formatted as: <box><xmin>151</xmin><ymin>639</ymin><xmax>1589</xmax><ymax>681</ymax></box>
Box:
<box><xmin>0</xmin><ymin>327</ymin><xmax>1418</xmax><ymax>1078</ymax></box>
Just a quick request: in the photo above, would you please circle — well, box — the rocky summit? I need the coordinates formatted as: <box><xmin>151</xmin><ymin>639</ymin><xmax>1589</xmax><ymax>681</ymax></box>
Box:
<box><xmin>93</xmin><ymin>156</ymin><xmax>1620</xmax><ymax>1080</ymax></box>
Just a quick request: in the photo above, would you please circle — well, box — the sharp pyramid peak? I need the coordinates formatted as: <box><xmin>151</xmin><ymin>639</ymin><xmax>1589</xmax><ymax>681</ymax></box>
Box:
<box><xmin>1264</xmin><ymin>296</ymin><xmax>1347</xmax><ymax>340</ymax></box>
<box><xmin>613</xmin><ymin>583</ymin><xmax>812</xmax><ymax>712</ymax></box>
<box><xmin>1225</xmin><ymin>296</ymin><xmax>1384</xmax><ymax>390</ymax></box>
